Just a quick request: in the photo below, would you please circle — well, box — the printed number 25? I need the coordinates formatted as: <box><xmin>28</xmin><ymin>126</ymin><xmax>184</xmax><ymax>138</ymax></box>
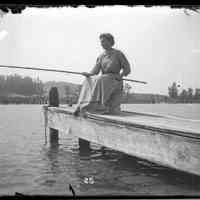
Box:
<box><xmin>84</xmin><ymin>177</ymin><xmax>94</xmax><ymax>184</ymax></box>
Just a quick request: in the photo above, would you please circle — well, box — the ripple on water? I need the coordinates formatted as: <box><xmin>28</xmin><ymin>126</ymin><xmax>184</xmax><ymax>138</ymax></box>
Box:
<box><xmin>1</xmin><ymin>104</ymin><xmax>200</xmax><ymax>195</ymax></box>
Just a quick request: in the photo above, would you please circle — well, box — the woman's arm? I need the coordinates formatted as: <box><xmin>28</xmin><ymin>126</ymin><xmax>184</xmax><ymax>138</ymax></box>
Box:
<box><xmin>119</xmin><ymin>51</ymin><xmax>131</xmax><ymax>78</ymax></box>
<box><xmin>82</xmin><ymin>56</ymin><xmax>102</xmax><ymax>77</ymax></box>
<box><xmin>90</xmin><ymin>56</ymin><xmax>102</xmax><ymax>75</ymax></box>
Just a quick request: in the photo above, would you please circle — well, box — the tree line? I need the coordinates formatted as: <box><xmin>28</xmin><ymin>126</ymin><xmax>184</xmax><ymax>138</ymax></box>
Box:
<box><xmin>1</xmin><ymin>74</ymin><xmax>199</xmax><ymax>104</ymax></box>
<box><xmin>0</xmin><ymin>74</ymin><xmax>44</xmax><ymax>96</ymax></box>
<box><xmin>0</xmin><ymin>74</ymin><xmax>47</xmax><ymax>104</ymax></box>
<box><xmin>168</xmin><ymin>82</ymin><xmax>200</xmax><ymax>103</ymax></box>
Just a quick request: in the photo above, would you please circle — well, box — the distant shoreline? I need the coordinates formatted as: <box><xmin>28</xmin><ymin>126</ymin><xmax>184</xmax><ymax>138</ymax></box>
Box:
<box><xmin>1</xmin><ymin>100</ymin><xmax>199</xmax><ymax>105</ymax></box>
<box><xmin>0</xmin><ymin>95</ymin><xmax>47</xmax><ymax>105</ymax></box>
<box><xmin>0</xmin><ymin>93</ymin><xmax>200</xmax><ymax>105</ymax></box>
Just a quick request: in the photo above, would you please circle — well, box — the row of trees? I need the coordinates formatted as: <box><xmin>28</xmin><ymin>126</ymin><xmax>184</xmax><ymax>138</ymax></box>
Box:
<box><xmin>0</xmin><ymin>74</ymin><xmax>44</xmax><ymax>96</ymax></box>
<box><xmin>64</xmin><ymin>84</ymin><xmax>81</xmax><ymax>105</ymax></box>
<box><xmin>168</xmin><ymin>82</ymin><xmax>200</xmax><ymax>103</ymax></box>
<box><xmin>1</xmin><ymin>74</ymin><xmax>199</xmax><ymax>104</ymax></box>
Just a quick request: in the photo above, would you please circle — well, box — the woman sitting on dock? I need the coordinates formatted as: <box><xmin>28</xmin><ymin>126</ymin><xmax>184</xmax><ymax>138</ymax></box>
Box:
<box><xmin>74</xmin><ymin>33</ymin><xmax>131</xmax><ymax>115</ymax></box>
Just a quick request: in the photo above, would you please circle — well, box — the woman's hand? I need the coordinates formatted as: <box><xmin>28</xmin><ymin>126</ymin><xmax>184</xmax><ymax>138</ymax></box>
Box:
<box><xmin>82</xmin><ymin>72</ymin><xmax>93</xmax><ymax>77</ymax></box>
<box><xmin>115</xmin><ymin>76</ymin><xmax>122</xmax><ymax>81</ymax></box>
<box><xmin>115</xmin><ymin>73</ymin><xmax>123</xmax><ymax>81</ymax></box>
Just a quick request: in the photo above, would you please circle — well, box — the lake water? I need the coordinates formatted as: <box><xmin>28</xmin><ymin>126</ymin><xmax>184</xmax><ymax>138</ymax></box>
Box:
<box><xmin>1</xmin><ymin>104</ymin><xmax>200</xmax><ymax>196</ymax></box>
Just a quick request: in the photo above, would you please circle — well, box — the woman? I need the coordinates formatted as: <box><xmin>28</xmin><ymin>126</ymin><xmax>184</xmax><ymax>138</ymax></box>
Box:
<box><xmin>74</xmin><ymin>33</ymin><xmax>131</xmax><ymax>115</ymax></box>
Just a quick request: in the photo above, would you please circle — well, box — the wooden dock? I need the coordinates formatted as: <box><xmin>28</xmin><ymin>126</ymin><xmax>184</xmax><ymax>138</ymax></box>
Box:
<box><xmin>43</xmin><ymin>104</ymin><xmax>200</xmax><ymax>176</ymax></box>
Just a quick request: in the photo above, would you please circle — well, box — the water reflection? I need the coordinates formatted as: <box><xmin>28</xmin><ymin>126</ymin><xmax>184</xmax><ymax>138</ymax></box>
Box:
<box><xmin>2</xmin><ymin>104</ymin><xmax>200</xmax><ymax>195</ymax></box>
<box><xmin>77</xmin><ymin>145</ymin><xmax>200</xmax><ymax>195</ymax></box>
<box><xmin>46</xmin><ymin>143</ymin><xmax>59</xmax><ymax>175</ymax></box>
<box><xmin>40</xmin><ymin>140</ymin><xmax>200</xmax><ymax>195</ymax></box>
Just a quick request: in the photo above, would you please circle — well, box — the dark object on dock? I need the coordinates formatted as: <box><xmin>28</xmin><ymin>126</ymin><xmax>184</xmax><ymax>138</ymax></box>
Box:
<box><xmin>49</xmin><ymin>87</ymin><xmax>59</xmax><ymax>146</ymax></box>
<box><xmin>49</xmin><ymin>87</ymin><xmax>59</xmax><ymax>107</ymax></box>
<box><xmin>46</xmin><ymin>87</ymin><xmax>91</xmax><ymax>152</ymax></box>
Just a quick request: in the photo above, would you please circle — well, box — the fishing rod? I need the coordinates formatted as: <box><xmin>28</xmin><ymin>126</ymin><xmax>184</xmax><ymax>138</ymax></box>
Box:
<box><xmin>0</xmin><ymin>65</ymin><xmax>147</xmax><ymax>84</ymax></box>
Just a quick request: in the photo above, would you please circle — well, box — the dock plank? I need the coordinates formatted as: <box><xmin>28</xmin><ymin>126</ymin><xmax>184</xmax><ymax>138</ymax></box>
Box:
<box><xmin>59</xmin><ymin>105</ymin><xmax>200</xmax><ymax>136</ymax></box>
<box><xmin>95</xmin><ymin>112</ymin><xmax>200</xmax><ymax>135</ymax></box>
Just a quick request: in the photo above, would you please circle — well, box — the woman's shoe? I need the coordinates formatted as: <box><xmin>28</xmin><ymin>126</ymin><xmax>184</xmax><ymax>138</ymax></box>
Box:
<box><xmin>73</xmin><ymin>107</ymin><xmax>80</xmax><ymax>116</ymax></box>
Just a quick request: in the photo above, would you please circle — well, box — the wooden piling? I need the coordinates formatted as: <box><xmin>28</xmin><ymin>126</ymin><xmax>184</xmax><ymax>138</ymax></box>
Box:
<box><xmin>79</xmin><ymin>138</ymin><xmax>91</xmax><ymax>155</ymax></box>
<box><xmin>49</xmin><ymin>87</ymin><xmax>59</xmax><ymax>145</ymax></box>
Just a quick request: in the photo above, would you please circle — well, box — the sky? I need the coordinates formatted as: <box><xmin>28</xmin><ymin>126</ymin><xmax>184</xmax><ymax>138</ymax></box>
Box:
<box><xmin>0</xmin><ymin>6</ymin><xmax>199</xmax><ymax>95</ymax></box>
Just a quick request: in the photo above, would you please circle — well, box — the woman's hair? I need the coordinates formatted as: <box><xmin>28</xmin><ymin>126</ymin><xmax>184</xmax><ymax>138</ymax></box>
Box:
<box><xmin>99</xmin><ymin>33</ymin><xmax>115</xmax><ymax>46</ymax></box>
